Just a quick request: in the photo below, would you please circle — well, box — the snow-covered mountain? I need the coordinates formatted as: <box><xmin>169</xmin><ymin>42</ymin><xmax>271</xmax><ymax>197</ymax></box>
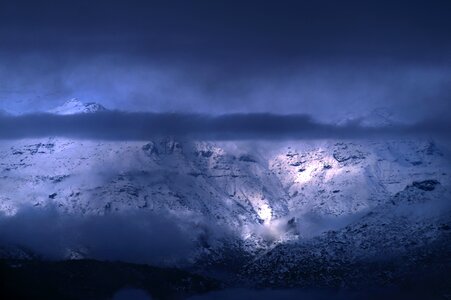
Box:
<box><xmin>48</xmin><ymin>98</ymin><xmax>107</xmax><ymax>115</ymax></box>
<box><xmin>0</xmin><ymin>101</ymin><xmax>450</xmax><ymax>289</ymax></box>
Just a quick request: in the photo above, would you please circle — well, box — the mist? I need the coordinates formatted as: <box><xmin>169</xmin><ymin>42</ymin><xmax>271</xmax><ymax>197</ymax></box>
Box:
<box><xmin>0</xmin><ymin>205</ymin><xmax>197</xmax><ymax>265</ymax></box>
<box><xmin>2</xmin><ymin>1</ymin><xmax>450</xmax><ymax>124</ymax></box>
<box><xmin>1</xmin><ymin>56</ymin><xmax>450</xmax><ymax>125</ymax></box>
<box><xmin>0</xmin><ymin>111</ymin><xmax>450</xmax><ymax>141</ymax></box>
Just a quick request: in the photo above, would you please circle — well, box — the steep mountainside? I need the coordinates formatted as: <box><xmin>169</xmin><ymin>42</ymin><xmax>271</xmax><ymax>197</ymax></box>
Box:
<box><xmin>0</xmin><ymin>138</ymin><xmax>449</xmax><ymax>255</ymax></box>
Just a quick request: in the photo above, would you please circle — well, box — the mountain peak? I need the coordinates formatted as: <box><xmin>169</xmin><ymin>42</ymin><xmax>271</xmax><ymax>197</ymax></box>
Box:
<box><xmin>49</xmin><ymin>98</ymin><xmax>107</xmax><ymax>115</ymax></box>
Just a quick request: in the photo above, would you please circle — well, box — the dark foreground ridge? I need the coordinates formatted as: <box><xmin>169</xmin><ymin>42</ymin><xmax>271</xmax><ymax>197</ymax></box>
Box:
<box><xmin>0</xmin><ymin>259</ymin><xmax>220</xmax><ymax>300</ymax></box>
<box><xmin>1</xmin><ymin>248</ymin><xmax>451</xmax><ymax>300</ymax></box>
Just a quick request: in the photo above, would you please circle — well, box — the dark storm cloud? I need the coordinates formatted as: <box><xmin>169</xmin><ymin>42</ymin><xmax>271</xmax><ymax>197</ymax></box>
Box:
<box><xmin>1</xmin><ymin>57</ymin><xmax>450</xmax><ymax>120</ymax></box>
<box><xmin>0</xmin><ymin>0</ymin><xmax>450</xmax><ymax>121</ymax></box>
<box><xmin>0</xmin><ymin>111</ymin><xmax>449</xmax><ymax>140</ymax></box>
<box><xmin>0</xmin><ymin>206</ymin><xmax>196</xmax><ymax>264</ymax></box>
<box><xmin>1</xmin><ymin>0</ymin><xmax>450</xmax><ymax>63</ymax></box>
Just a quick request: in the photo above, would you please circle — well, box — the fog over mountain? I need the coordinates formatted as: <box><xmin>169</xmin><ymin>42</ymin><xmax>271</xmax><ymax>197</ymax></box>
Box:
<box><xmin>1</xmin><ymin>1</ymin><xmax>451</xmax><ymax>299</ymax></box>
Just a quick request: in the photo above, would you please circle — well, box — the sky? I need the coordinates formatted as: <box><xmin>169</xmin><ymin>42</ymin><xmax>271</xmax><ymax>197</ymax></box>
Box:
<box><xmin>0</xmin><ymin>0</ymin><xmax>450</xmax><ymax>122</ymax></box>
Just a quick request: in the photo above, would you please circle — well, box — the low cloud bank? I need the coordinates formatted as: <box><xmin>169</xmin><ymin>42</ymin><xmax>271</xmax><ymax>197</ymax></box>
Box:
<box><xmin>0</xmin><ymin>206</ymin><xmax>197</xmax><ymax>265</ymax></box>
<box><xmin>0</xmin><ymin>111</ymin><xmax>450</xmax><ymax>140</ymax></box>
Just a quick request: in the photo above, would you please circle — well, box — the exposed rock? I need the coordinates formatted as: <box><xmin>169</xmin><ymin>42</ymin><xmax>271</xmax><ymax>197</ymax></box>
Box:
<box><xmin>142</xmin><ymin>142</ymin><xmax>159</xmax><ymax>155</ymax></box>
<box><xmin>412</xmin><ymin>180</ymin><xmax>440</xmax><ymax>191</ymax></box>
<box><xmin>323</xmin><ymin>164</ymin><xmax>332</xmax><ymax>169</ymax></box>
<box><xmin>198</xmin><ymin>150</ymin><xmax>213</xmax><ymax>158</ymax></box>
<box><xmin>239</xmin><ymin>155</ymin><xmax>257</xmax><ymax>163</ymax></box>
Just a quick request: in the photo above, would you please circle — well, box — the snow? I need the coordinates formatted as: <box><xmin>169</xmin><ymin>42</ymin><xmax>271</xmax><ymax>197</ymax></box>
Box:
<box><xmin>48</xmin><ymin>98</ymin><xmax>106</xmax><ymax>115</ymax></box>
<box><xmin>1</xmin><ymin>100</ymin><xmax>450</xmax><ymax>276</ymax></box>
<box><xmin>1</xmin><ymin>136</ymin><xmax>449</xmax><ymax>256</ymax></box>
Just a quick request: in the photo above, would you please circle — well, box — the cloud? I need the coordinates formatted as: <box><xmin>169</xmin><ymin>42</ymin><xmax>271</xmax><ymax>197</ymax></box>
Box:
<box><xmin>2</xmin><ymin>0</ymin><xmax>451</xmax><ymax>63</ymax></box>
<box><xmin>0</xmin><ymin>0</ymin><xmax>450</xmax><ymax>131</ymax></box>
<box><xmin>0</xmin><ymin>205</ymin><xmax>196</xmax><ymax>264</ymax></box>
<box><xmin>0</xmin><ymin>111</ymin><xmax>450</xmax><ymax>141</ymax></box>
<box><xmin>1</xmin><ymin>1</ymin><xmax>450</xmax><ymax>120</ymax></box>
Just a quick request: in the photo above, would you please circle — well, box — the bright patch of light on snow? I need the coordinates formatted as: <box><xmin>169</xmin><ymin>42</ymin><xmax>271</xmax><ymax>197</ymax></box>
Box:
<box><xmin>294</xmin><ymin>159</ymin><xmax>326</xmax><ymax>184</ymax></box>
<box><xmin>295</xmin><ymin>166</ymin><xmax>314</xmax><ymax>183</ymax></box>
<box><xmin>257</xmin><ymin>203</ymin><xmax>272</xmax><ymax>224</ymax></box>
<box><xmin>323</xmin><ymin>161</ymin><xmax>347</xmax><ymax>181</ymax></box>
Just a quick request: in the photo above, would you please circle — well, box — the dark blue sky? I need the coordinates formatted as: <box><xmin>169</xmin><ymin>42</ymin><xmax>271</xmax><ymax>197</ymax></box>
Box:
<box><xmin>0</xmin><ymin>0</ymin><xmax>450</xmax><ymax>121</ymax></box>
<box><xmin>2</xmin><ymin>0</ymin><xmax>450</xmax><ymax>61</ymax></box>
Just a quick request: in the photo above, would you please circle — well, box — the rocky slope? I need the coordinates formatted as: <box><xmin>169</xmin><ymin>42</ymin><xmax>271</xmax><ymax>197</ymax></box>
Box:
<box><xmin>241</xmin><ymin>180</ymin><xmax>451</xmax><ymax>286</ymax></box>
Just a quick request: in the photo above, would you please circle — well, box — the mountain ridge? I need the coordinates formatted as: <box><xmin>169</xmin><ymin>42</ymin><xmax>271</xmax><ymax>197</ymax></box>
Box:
<box><xmin>0</xmin><ymin>100</ymin><xmax>450</xmax><ymax>291</ymax></box>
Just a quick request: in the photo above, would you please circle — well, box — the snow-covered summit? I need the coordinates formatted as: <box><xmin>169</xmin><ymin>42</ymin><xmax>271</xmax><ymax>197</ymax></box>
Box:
<box><xmin>49</xmin><ymin>98</ymin><xmax>107</xmax><ymax>115</ymax></box>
